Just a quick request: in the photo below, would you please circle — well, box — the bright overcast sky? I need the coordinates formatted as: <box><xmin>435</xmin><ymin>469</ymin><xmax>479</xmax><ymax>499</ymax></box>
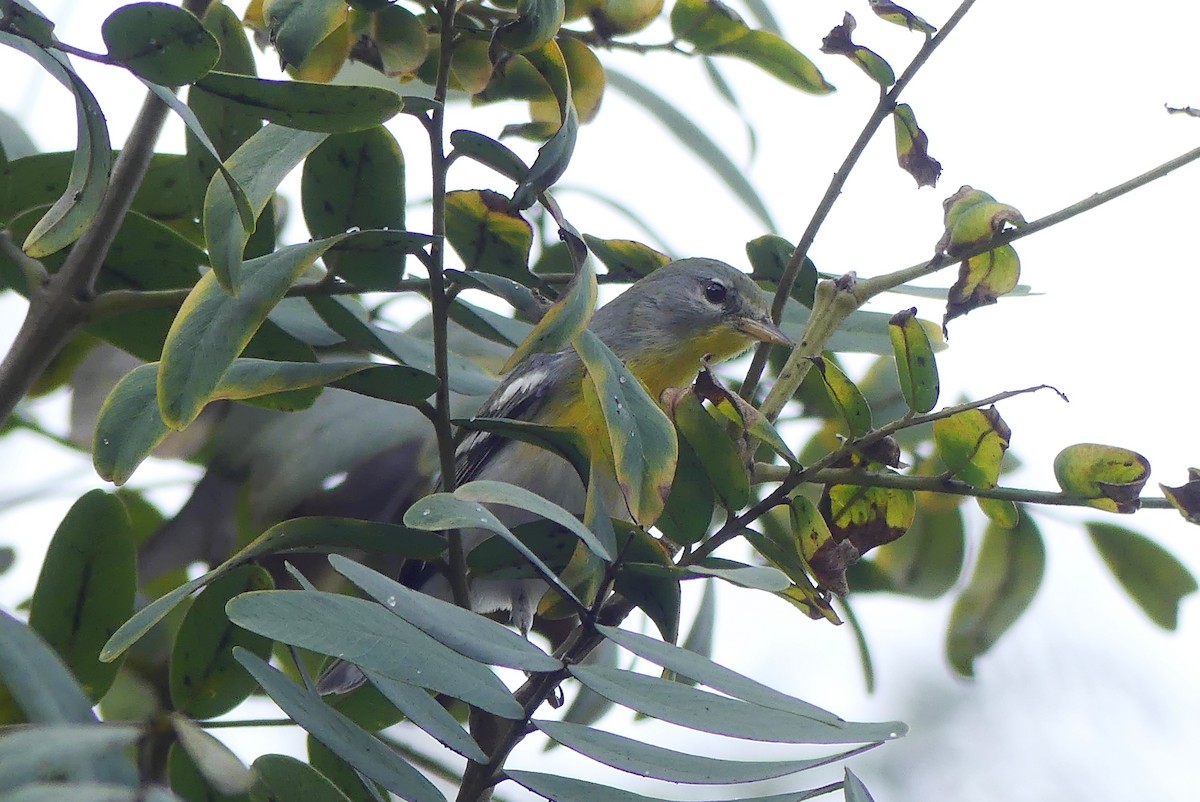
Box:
<box><xmin>2</xmin><ymin>2</ymin><xmax>1199</xmax><ymax>801</ymax></box>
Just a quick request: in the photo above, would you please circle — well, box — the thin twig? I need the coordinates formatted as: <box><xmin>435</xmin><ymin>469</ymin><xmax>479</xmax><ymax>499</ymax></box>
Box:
<box><xmin>740</xmin><ymin>0</ymin><xmax>980</xmax><ymax>401</ymax></box>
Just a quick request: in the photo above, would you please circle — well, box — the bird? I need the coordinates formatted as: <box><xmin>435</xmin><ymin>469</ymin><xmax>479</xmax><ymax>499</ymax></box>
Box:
<box><xmin>317</xmin><ymin>257</ymin><xmax>792</xmax><ymax>693</ymax></box>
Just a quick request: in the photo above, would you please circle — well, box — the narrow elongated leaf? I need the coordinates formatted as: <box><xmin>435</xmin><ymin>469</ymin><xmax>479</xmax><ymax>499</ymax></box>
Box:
<box><xmin>570</xmin><ymin>665</ymin><xmax>903</xmax><ymax>743</ymax></box>
<box><xmin>362</xmin><ymin>671</ymin><xmax>487</xmax><ymax>763</ymax></box>
<box><xmin>455</xmin><ymin>479</ymin><xmax>615</xmax><ymax>560</ymax></box>
<box><xmin>496</xmin><ymin>0</ymin><xmax>566</xmax><ymax>52</ymax></box>
<box><xmin>502</xmin><ymin>250</ymin><xmax>596</xmax><ymax>371</ymax></box>
<box><xmin>101</xmin><ymin>518</ymin><xmax>443</xmax><ymax>662</ymax></box>
<box><xmin>596</xmin><ymin>626</ymin><xmax>843</xmax><ymax>723</ymax></box>
<box><xmin>455</xmin><ymin>417</ymin><xmax>590</xmax><ymax>481</ymax></box>
<box><xmin>809</xmin><ymin>356</ymin><xmax>872</xmax><ymax>437</ymax></box>
<box><xmin>0</xmin><ymin>33</ymin><xmax>112</xmax><ymax>258</ymax></box>
<box><xmin>28</xmin><ymin>491</ymin><xmax>133</xmax><ymax>702</ymax></box>
<box><xmin>159</xmin><ymin>235</ymin><xmax>354</xmax><ymax>428</ymax></box>
<box><xmin>171</xmin><ymin>565</ymin><xmax>275</xmax><ymax>719</ymax></box>
<box><xmin>171</xmin><ymin>713</ymin><xmax>254</xmax><ymax>795</ymax></box>
<box><xmin>233</xmin><ymin>650</ymin><xmax>445</xmax><ymax>802</ymax></box>
<box><xmin>0</xmin><ymin>611</ymin><xmax>97</xmax><ymax>725</ymax></box>
<box><xmin>195</xmin><ymin>72</ymin><xmax>403</xmax><ymax>132</ymax></box>
<box><xmin>535</xmin><ymin>720</ymin><xmax>875</xmax><ymax>784</ymax></box>
<box><xmin>203</xmin><ymin>124</ymin><xmax>327</xmax><ymax>291</ymax></box>
<box><xmin>512</xmin><ymin>42</ymin><xmax>577</xmax><ymax>209</ymax></box>
<box><xmin>102</xmin><ymin>2</ymin><xmax>220</xmax><ymax>84</ymax></box>
<box><xmin>1087</xmin><ymin>522</ymin><xmax>1197</xmax><ymax>630</ymax></box>
<box><xmin>715</xmin><ymin>30</ymin><xmax>834</xmax><ymax>94</ymax></box>
<box><xmin>226</xmin><ymin>591</ymin><xmax>522</xmax><ymax>717</ymax></box>
<box><xmin>252</xmin><ymin>754</ymin><xmax>354</xmax><ymax>802</ymax></box>
<box><xmin>947</xmin><ymin>514</ymin><xmax>1045</xmax><ymax>676</ymax></box>
<box><xmin>301</xmin><ymin>127</ymin><xmax>407</xmax><ymax>289</ymax></box>
<box><xmin>688</xmin><ymin>561</ymin><xmax>791</xmax><ymax>591</ymax></box>
<box><xmin>671</xmin><ymin>392</ymin><xmax>749</xmax><ymax>510</ymax></box>
<box><xmin>507</xmin><ymin>771</ymin><xmax>831</xmax><ymax>802</ymax></box>
<box><xmin>141</xmin><ymin>79</ymin><xmax>254</xmax><ymax>229</ymax></box>
<box><xmin>888</xmin><ymin>307</ymin><xmax>939</xmax><ymax>413</ymax></box>
<box><xmin>574</xmin><ymin>329</ymin><xmax>677</xmax><ymax>525</ymax></box>
<box><xmin>0</xmin><ymin>725</ymin><xmax>140</xmax><ymax>788</ymax></box>
<box><xmin>328</xmin><ymin>554</ymin><xmax>561</xmax><ymax>672</ymax></box>
<box><xmin>403</xmin><ymin>493</ymin><xmax>582</xmax><ymax>609</ymax></box>
<box><xmin>450</xmin><ymin>129</ymin><xmax>529</xmax><ymax>182</ymax></box>
<box><xmin>843</xmin><ymin>768</ymin><xmax>877</xmax><ymax>802</ymax></box>
<box><xmin>606</xmin><ymin>68</ymin><xmax>775</xmax><ymax>232</ymax></box>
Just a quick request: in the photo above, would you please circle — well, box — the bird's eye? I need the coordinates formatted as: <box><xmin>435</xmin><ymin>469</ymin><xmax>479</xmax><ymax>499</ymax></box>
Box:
<box><xmin>704</xmin><ymin>281</ymin><xmax>728</xmax><ymax>304</ymax></box>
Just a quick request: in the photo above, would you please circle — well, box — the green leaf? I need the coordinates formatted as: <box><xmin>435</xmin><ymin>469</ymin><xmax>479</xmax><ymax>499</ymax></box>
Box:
<box><xmin>606</xmin><ymin>68</ymin><xmax>775</xmax><ymax>232</ymax></box>
<box><xmin>403</xmin><ymin>493</ymin><xmax>583</xmax><ymax>609</ymax></box>
<box><xmin>0</xmin><ymin>724</ymin><xmax>141</xmax><ymax>788</ymax></box>
<box><xmin>0</xmin><ymin>0</ymin><xmax>56</xmax><ymax>47</ymax></box>
<box><xmin>170</xmin><ymin>564</ymin><xmax>274</xmax><ymax>719</ymax></box>
<box><xmin>252</xmin><ymin>754</ymin><xmax>354</xmax><ymax>802</ymax></box>
<box><xmin>746</xmin><ymin>234</ymin><xmax>816</xmax><ymax>307</ymax></box>
<box><xmin>444</xmin><ymin>189</ymin><xmax>533</xmax><ymax>284</ymax></box>
<box><xmin>360</xmin><ymin>671</ymin><xmax>487</xmax><ymax>763</ymax></box>
<box><xmin>611</xmin><ymin>525</ymin><xmax>680</xmax><ymax>642</ymax></box>
<box><xmin>194</xmin><ymin>71</ymin><xmax>403</xmax><ymax>132</ymax></box>
<box><xmin>301</xmin><ymin>127</ymin><xmax>407</xmax><ymax>289</ymax></box>
<box><xmin>535</xmin><ymin>719</ymin><xmax>875</xmax><ymax>784</ymax></box>
<box><xmin>449</xmin><ymin>130</ymin><xmax>530</xmax><ymax>183</ymax></box>
<box><xmin>892</xmin><ymin>103</ymin><xmax>941</xmax><ymax>187</ymax></box>
<box><xmin>28</xmin><ymin>490</ymin><xmax>134</xmax><ymax>702</ymax></box>
<box><xmin>933</xmin><ymin>407</ymin><xmax>1010</xmax><ymax>489</ymax></box>
<box><xmin>455</xmin><ymin>479</ymin><xmax>616</xmax><ymax>560</ymax></box>
<box><xmin>670</xmin><ymin>0</ymin><xmax>751</xmax><ymax>51</ymax></box>
<box><xmin>101</xmin><ymin>2</ymin><xmax>220</xmax><ymax>84</ymax></box>
<box><xmin>657</xmin><ymin>439</ymin><xmax>716</xmax><ymax>545</ymax></box>
<box><xmin>888</xmin><ymin>307</ymin><xmax>939</xmax><ymax>414</ymax></box>
<box><xmin>511</xmin><ymin>42</ymin><xmax>578</xmax><ymax>210</ymax></box>
<box><xmin>582</xmin><ymin>234</ymin><xmax>669</xmax><ymax>280</ymax></box>
<box><xmin>570</xmin><ymin>665</ymin><xmax>903</xmax><ymax>743</ymax></box>
<box><xmin>507</xmin><ymin>771</ymin><xmax>834</xmax><ymax>802</ymax></box>
<box><xmin>977</xmin><ymin>497</ymin><xmax>1019</xmax><ymax>528</ymax></box>
<box><xmin>574</xmin><ymin>329</ymin><xmax>677</xmax><ymax>525</ymax></box>
<box><xmin>808</xmin><ymin>356</ymin><xmax>872</xmax><ymax>438</ymax></box>
<box><xmin>171</xmin><ymin>712</ymin><xmax>254</xmax><ymax>795</ymax></box>
<box><xmin>496</xmin><ymin>0</ymin><xmax>566</xmax><ymax>52</ymax></box>
<box><xmin>233</xmin><ymin>649</ymin><xmax>445</xmax><ymax>802</ymax></box>
<box><xmin>1053</xmin><ymin>443</ymin><xmax>1151</xmax><ymax>513</ymax></box>
<box><xmin>454</xmin><ymin>417</ymin><xmax>590</xmax><ymax>481</ymax></box>
<box><xmin>598</xmin><ymin>624</ymin><xmax>842</xmax><ymax>723</ymax></box>
<box><xmin>158</xmin><ymin>235</ymin><xmax>361</xmax><ymax>428</ymax></box>
<box><xmin>263</xmin><ymin>0</ymin><xmax>346</xmax><ymax>69</ymax></box>
<box><xmin>0</xmin><ymin>33</ymin><xmax>112</xmax><ymax>258</ymax></box>
<box><xmin>203</xmin><ymin>124</ymin><xmax>327</xmax><ymax>291</ymax></box>
<box><xmin>100</xmin><ymin>518</ymin><xmax>443</xmax><ymax>662</ymax></box>
<box><xmin>869</xmin><ymin>1</ymin><xmax>937</xmax><ymax>34</ymax></box>
<box><xmin>843</xmin><ymin>767</ymin><xmax>878</xmax><ymax>802</ymax></box>
<box><xmin>501</xmin><ymin>249</ymin><xmax>597</xmax><ymax>371</ymax></box>
<box><xmin>328</xmin><ymin>554</ymin><xmax>562</xmax><ymax>671</ymax></box>
<box><xmin>688</xmin><ymin>560</ymin><xmax>791</xmax><ymax>591</ymax></box>
<box><xmin>715</xmin><ymin>30</ymin><xmax>834</xmax><ymax>94</ymax></box>
<box><xmin>0</xmin><ymin>610</ymin><xmax>99</xmax><ymax>726</ymax></box>
<box><xmin>226</xmin><ymin>592</ymin><xmax>521</xmax><ymax>717</ymax></box>
<box><xmin>1087</xmin><ymin>522</ymin><xmax>1198</xmax><ymax>630</ymax></box>
<box><xmin>309</xmin><ymin>295</ymin><xmax>497</xmax><ymax>396</ymax></box>
<box><xmin>946</xmin><ymin>513</ymin><xmax>1045</xmax><ymax>676</ymax></box>
<box><xmin>670</xmin><ymin>392</ymin><xmax>749</xmax><ymax>510</ymax></box>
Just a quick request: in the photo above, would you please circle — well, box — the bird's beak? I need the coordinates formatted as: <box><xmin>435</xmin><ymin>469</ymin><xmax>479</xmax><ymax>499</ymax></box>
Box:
<box><xmin>735</xmin><ymin>315</ymin><xmax>793</xmax><ymax>348</ymax></box>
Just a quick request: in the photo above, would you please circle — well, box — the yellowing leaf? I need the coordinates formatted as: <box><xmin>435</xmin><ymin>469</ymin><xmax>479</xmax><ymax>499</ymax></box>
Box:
<box><xmin>944</xmin><ymin>243</ymin><xmax>1021</xmax><ymax>330</ymax></box>
<box><xmin>889</xmin><ymin>307</ymin><xmax>939</xmax><ymax>413</ymax></box>
<box><xmin>892</xmin><ymin>103</ymin><xmax>941</xmax><ymax>187</ymax></box>
<box><xmin>1053</xmin><ymin>443</ymin><xmax>1150</xmax><ymax>513</ymax></box>
<box><xmin>809</xmin><ymin>355</ymin><xmax>872</xmax><ymax>438</ymax></box>
<box><xmin>670</xmin><ymin>0</ymin><xmax>749</xmax><ymax>52</ymax></box>
<box><xmin>937</xmin><ymin>185</ymin><xmax>1026</xmax><ymax>258</ymax></box>
<box><xmin>820</xmin><ymin>13</ymin><xmax>894</xmax><ymax>87</ymax></box>
<box><xmin>868</xmin><ymin>0</ymin><xmax>937</xmax><ymax>34</ymax></box>
<box><xmin>715</xmin><ymin>30</ymin><xmax>834</xmax><ymax>94</ymax></box>
<box><xmin>933</xmin><ymin>407</ymin><xmax>1010</xmax><ymax>489</ymax></box>
<box><xmin>445</xmin><ymin>189</ymin><xmax>534</xmax><ymax>285</ymax></box>
<box><xmin>501</xmin><ymin>247</ymin><xmax>596</xmax><ymax>371</ymax></box>
<box><xmin>582</xmin><ymin>234</ymin><xmax>669</xmax><ymax>280</ymax></box>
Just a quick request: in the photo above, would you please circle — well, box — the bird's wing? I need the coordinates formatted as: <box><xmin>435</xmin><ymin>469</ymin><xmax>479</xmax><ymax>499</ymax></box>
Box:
<box><xmin>453</xmin><ymin>350</ymin><xmax>567</xmax><ymax>487</ymax></box>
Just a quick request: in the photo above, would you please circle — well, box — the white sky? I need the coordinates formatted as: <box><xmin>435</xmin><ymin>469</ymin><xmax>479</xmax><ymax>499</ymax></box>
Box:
<box><xmin>2</xmin><ymin>2</ymin><xmax>1199</xmax><ymax>801</ymax></box>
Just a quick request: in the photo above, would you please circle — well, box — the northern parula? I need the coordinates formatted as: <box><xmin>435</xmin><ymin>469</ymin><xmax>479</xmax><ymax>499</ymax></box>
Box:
<box><xmin>317</xmin><ymin>257</ymin><xmax>791</xmax><ymax>693</ymax></box>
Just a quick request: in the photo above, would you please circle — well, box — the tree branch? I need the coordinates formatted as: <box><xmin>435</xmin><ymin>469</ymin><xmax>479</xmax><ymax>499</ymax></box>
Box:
<box><xmin>740</xmin><ymin>0</ymin><xmax>979</xmax><ymax>401</ymax></box>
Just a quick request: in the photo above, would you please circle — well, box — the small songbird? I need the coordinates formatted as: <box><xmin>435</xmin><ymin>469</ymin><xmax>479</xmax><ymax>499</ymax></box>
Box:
<box><xmin>318</xmin><ymin>257</ymin><xmax>791</xmax><ymax>693</ymax></box>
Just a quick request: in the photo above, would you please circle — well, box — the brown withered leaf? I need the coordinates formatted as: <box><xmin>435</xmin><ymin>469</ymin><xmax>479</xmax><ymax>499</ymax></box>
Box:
<box><xmin>1162</xmin><ymin>468</ymin><xmax>1200</xmax><ymax>525</ymax></box>
<box><xmin>893</xmin><ymin>103</ymin><xmax>942</xmax><ymax>187</ymax></box>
